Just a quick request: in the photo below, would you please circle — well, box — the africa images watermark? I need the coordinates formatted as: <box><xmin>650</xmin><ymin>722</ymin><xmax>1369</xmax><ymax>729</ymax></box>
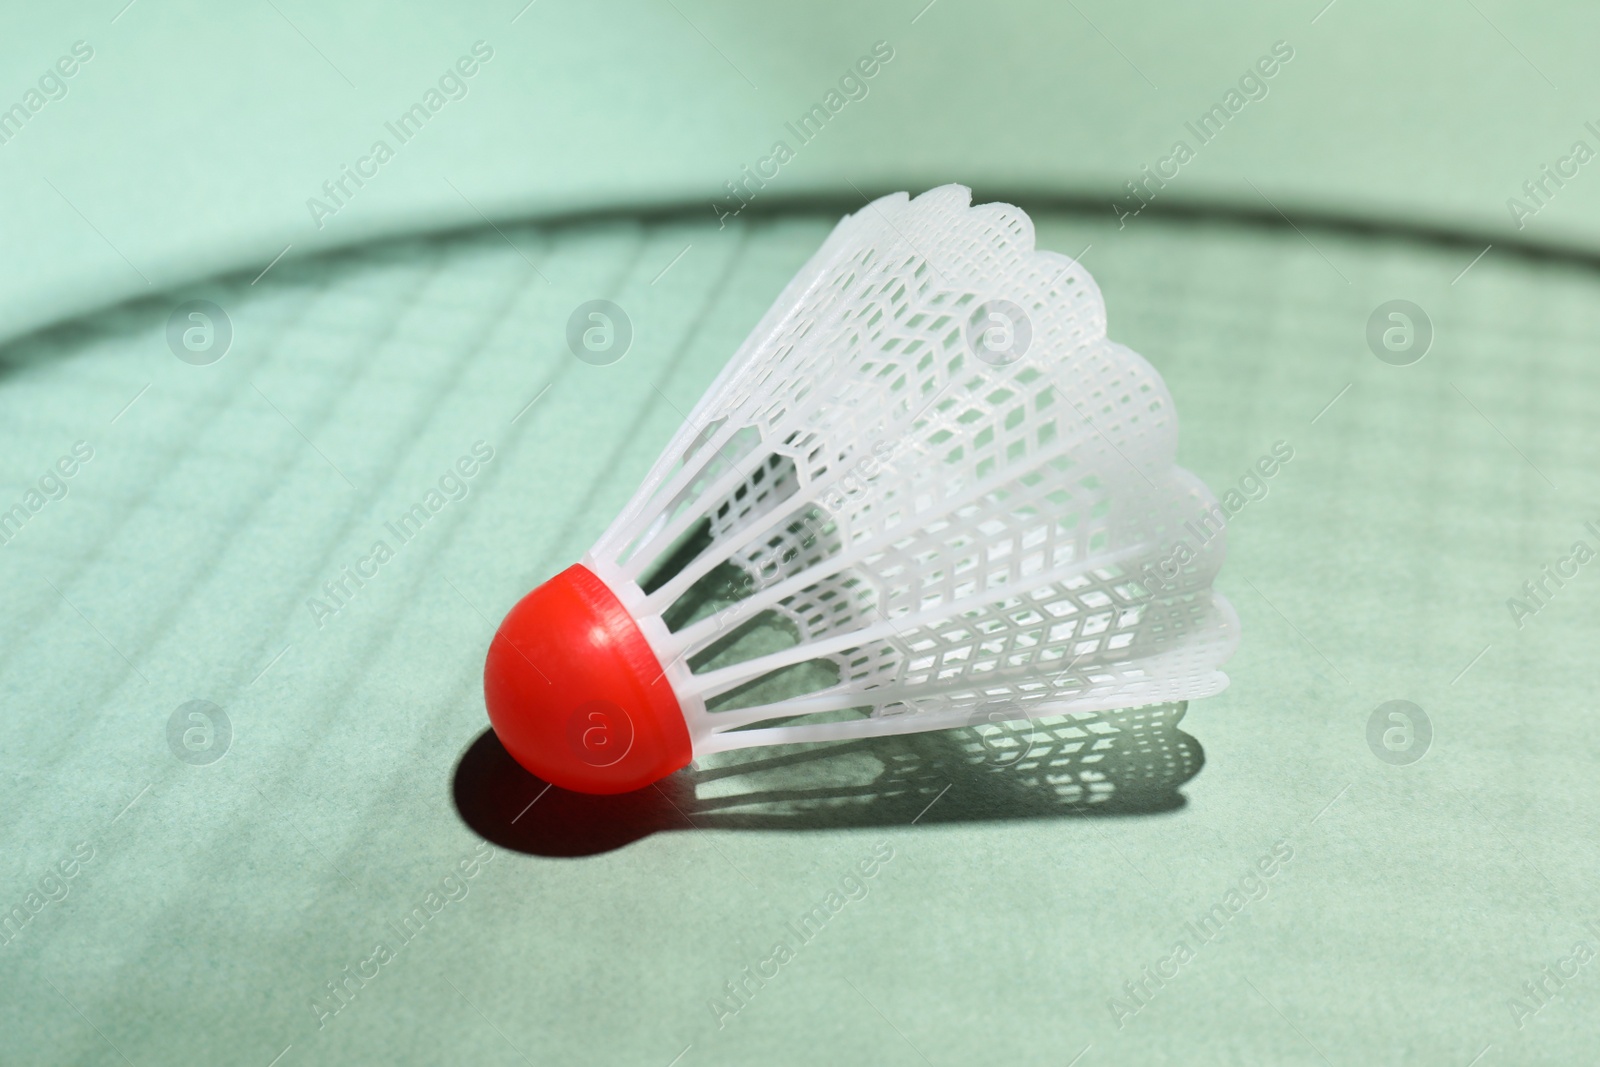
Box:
<box><xmin>711</xmin><ymin>40</ymin><xmax>896</xmax><ymax>228</ymax></box>
<box><xmin>1504</xmin><ymin>922</ymin><xmax>1600</xmax><ymax>1032</ymax></box>
<box><xmin>1504</xmin><ymin>520</ymin><xmax>1600</xmax><ymax>630</ymax></box>
<box><xmin>1140</xmin><ymin>440</ymin><xmax>1294</xmax><ymax>594</ymax></box>
<box><xmin>708</xmin><ymin>840</ymin><xmax>894</xmax><ymax>1029</ymax></box>
<box><xmin>0</xmin><ymin>841</ymin><xmax>96</xmax><ymax>950</ymax></box>
<box><xmin>1505</xmin><ymin>120</ymin><xmax>1600</xmax><ymax>230</ymax></box>
<box><xmin>1107</xmin><ymin>839</ymin><xmax>1295</xmax><ymax>1029</ymax></box>
<box><xmin>306</xmin><ymin>441</ymin><xmax>495</xmax><ymax>628</ymax></box>
<box><xmin>0</xmin><ymin>40</ymin><xmax>94</xmax><ymax>148</ymax></box>
<box><xmin>307</xmin><ymin>842</ymin><xmax>498</xmax><ymax>1030</ymax></box>
<box><xmin>1367</xmin><ymin>700</ymin><xmax>1431</xmax><ymax>766</ymax></box>
<box><xmin>1113</xmin><ymin>40</ymin><xmax>1295</xmax><ymax>228</ymax></box>
<box><xmin>0</xmin><ymin>440</ymin><xmax>96</xmax><ymax>548</ymax></box>
<box><xmin>306</xmin><ymin>41</ymin><xmax>495</xmax><ymax>230</ymax></box>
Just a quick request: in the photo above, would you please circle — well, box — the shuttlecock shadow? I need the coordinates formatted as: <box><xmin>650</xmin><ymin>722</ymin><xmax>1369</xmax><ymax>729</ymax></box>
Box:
<box><xmin>453</xmin><ymin>703</ymin><xmax>1204</xmax><ymax>857</ymax></box>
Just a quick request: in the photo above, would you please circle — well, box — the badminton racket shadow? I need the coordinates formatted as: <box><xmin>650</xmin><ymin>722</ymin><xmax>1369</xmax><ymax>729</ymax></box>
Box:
<box><xmin>453</xmin><ymin>703</ymin><xmax>1204</xmax><ymax>857</ymax></box>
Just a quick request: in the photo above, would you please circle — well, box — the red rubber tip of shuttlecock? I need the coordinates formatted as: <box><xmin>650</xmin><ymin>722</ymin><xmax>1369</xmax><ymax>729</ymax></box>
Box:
<box><xmin>484</xmin><ymin>564</ymin><xmax>691</xmax><ymax>795</ymax></box>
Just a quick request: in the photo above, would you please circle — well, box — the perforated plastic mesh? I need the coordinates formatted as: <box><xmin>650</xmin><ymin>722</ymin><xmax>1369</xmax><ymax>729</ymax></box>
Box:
<box><xmin>586</xmin><ymin>186</ymin><xmax>1238</xmax><ymax>755</ymax></box>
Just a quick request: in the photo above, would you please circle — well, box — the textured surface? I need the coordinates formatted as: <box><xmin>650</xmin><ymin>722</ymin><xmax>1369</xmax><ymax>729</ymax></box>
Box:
<box><xmin>7</xmin><ymin>2</ymin><xmax>1600</xmax><ymax>346</ymax></box>
<box><xmin>3</xmin><ymin>204</ymin><xmax>1600</xmax><ymax>1065</ymax></box>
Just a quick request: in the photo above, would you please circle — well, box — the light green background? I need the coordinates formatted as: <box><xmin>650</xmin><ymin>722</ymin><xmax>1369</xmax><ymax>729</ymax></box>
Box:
<box><xmin>3</xmin><ymin>3</ymin><xmax>1599</xmax><ymax>1065</ymax></box>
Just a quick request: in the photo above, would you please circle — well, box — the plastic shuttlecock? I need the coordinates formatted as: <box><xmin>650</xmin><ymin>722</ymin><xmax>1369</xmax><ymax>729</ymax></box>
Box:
<box><xmin>484</xmin><ymin>185</ymin><xmax>1239</xmax><ymax>795</ymax></box>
